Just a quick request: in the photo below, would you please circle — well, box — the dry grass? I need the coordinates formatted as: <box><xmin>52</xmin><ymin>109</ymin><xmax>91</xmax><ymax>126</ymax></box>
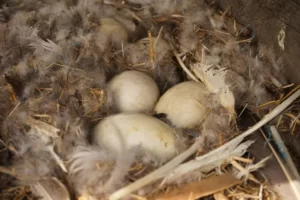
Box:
<box><xmin>0</xmin><ymin>1</ymin><xmax>298</xmax><ymax>200</ymax></box>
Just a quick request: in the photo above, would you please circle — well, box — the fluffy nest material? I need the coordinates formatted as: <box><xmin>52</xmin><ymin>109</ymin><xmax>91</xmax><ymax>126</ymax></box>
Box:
<box><xmin>0</xmin><ymin>0</ymin><xmax>292</xmax><ymax>200</ymax></box>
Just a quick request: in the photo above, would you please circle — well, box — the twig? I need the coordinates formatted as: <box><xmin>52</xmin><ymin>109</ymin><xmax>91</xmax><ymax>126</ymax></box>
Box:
<box><xmin>219</xmin><ymin>133</ymin><xmax>223</xmax><ymax>146</ymax></box>
<box><xmin>0</xmin><ymin>139</ymin><xmax>7</xmax><ymax>153</ymax></box>
<box><xmin>283</xmin><ymin>113</ymin><xmax>300</xmax><ymax>124</ymax></box>
<box><xmin>109</xmin><ymin>88</ymin><xmax>300</xmax><ymax>200</ymax></box>
<box><xmin>280</xmin><ymin>85</ymin><xmax>300</xmax><ymax>102</ymax></box>
<box><xmin>47</xmin><ymin>145</ymin><xmax>68</xmax><ymax>173</ymax></box>
<box><xmin>121</xmin><ymin>43</ymin><xmax>125</xmax><ymax>57</ymax></box>
<box><xmin>232</xmin><ymin>156</ymin><xmax>253</xmax><ymax>164</ymax></box>
<box><xmin>238</xmin><ymin>103</ymin><xmax>248</xmax><ymax>117</ymax></box>
<box><xmin>280</xmin><ymin>83</ymin><xmax>294</xmax><ymax>89</ymax></box>
<box><xmin>258</xmin><ymin>184</ymin><xmax>263</xmax><ymax>200</ymax></box>
<box><xmin>0</xmin><ymin>166</ymin><xmax>17</xmax><ymax>177</ymax></box>
<box><xmin>148</xmin><ymin>31</ymin><xmax>154</xmax><ymax>67</ymax></box>
<box><xmin>276</xmin><ymin>115</ymin><xmax>283</xmax><ymax>127</ymax></box>
<box><xmin>6</xmin><ymin>101</ymin><xmax>21</xmax><ymax>119</ymax></box>
<box><xmin>230</xmin><ymin>160</ymin><xmax>260</xmax><ymax>183</ymax></box>
<box><xmin>130</xmin><ymin>11</ymin><xmax>148</xmax><ymax>29</ymax></box>
<box><xmin>154</xmin><ymin>26</ymin><xmax>164</xmax><ymax>47</ymax></box>
<box><xmin>290</xmin><ymin>113</ymin><xmax>300</xmax><ymax>128</ymax></box>
<box><xmin>166</xmin><ymin>41</ymin><xmax>200</xmax><ymax>83</ymax></box>
<box><xmin>174</xmin><ymin>52</ymin><xmax>200</xmax><ymax>83</ymax></box>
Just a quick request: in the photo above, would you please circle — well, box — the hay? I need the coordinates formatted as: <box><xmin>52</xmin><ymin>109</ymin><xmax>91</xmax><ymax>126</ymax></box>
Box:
<box><xmin>0</xmin><ymin>0</ymin><xmax>299</xmax><ymax>199</ymax></box>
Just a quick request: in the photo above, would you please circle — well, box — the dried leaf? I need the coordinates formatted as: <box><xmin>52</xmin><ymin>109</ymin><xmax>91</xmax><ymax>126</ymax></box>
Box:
<box><xmin>152</xmin><ymin>173</ymin><xmax>241</xmax><ymax>200</ymax></box>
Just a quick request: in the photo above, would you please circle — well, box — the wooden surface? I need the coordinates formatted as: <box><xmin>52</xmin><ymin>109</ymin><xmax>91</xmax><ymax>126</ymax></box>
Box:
<box><xmin>216</xmin><ymin>0</ymin><xmax>300</xmax><ymax>85</ymax></box>
<box><xmin>237</xmin><ymin>109</ymin><xmax>298</xmax><ymax>200</ymax></box>
<box><xmin>247</xmin><ymin>132</ymin><xmax>298</xmax><ymax>200</ymax></box>
<box><xmin>214</xmin><ymin>3</ymin><xmax>300</xmax><ymax>199</ymax></box>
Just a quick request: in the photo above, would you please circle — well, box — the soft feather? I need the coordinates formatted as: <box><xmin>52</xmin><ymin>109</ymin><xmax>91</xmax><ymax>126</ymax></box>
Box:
<box><xmin>31</xmin><ymin>177</ymin><xmax>70</xmax><ymax>200</ymax></box>
<box><xmin>161</xmin><ymin>140</ymin><xmax>254</xmax><ymax>185</ymax></box>
<box><xmin>5</xmin><ymin>116</ymin><xmax>68</xmax><ymax>174</ymax></box>
<box><xmin>68</xmin><ymin>144</ymin><xmax>136</xmax><ymax>198</ymax></box>
<box><xmin>0</xmin><ymin>1</ymin><xmax>290</xmax><ymax>199</ymax></box>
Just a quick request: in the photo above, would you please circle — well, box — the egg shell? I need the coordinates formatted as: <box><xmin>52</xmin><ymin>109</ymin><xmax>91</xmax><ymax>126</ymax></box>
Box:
<box><xmin>107</xmin><ymin>70</ymin><xmax>160</xmax><ymax>113</ymax></box>
<box><xmin>93</xmin><ymin>113</ymin><xmax>177</xmax><ymax>162</ymax></box>
<box><xmin>155</xmin><ymin>81</ymin><xmax>209</xmax><ymax>128</ymax></box>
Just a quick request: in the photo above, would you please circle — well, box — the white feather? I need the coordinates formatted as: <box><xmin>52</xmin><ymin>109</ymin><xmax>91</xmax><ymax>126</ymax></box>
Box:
<box><xmin>160</xmin><ymin>140</ymin><xmax>254</xmax><ymax>185</ymax></box>
<box><xmin>25</xmin><ymin>118</ymin><xmax>67</xmax><ymax>172</ymax></box>
<box><xmin>68</xmin><ymin>146</ymin><xmax>113</xmax><ymax>175</ymax></box>
<box><xmin>193</xmin><ymin>64</ymin><xmax>227</xmax><ymax>94</ymax></box>
<box><xmin>30</xmin><ymin>39</ymin><xmax>62</xmax><ymax>56</ymax></box>
<box><xmin>68</xmin><ymin>144</ymin><xmax>135</xmax><ymax>197</ymax></box>
<box><xmin>47</xmin><ymin>145</ymin><xmax>68</xmax><ymax>173</ymax></box>
<box><xmin>15</xmin><ymin>26</ymin><xmax>39</xmax><ymax>46</ymax></box>
<box><xmin>31</xmin><ymin>177</ymin><xmax>70</xmax><ymax>200</ymax></box>
<box><xmin>193</xmin><ymin>63</ymin><xmax>236</xmax><ymax>116</ymax></box>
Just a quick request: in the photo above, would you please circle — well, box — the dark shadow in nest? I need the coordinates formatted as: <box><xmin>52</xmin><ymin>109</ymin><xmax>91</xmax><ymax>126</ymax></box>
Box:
<box><xmin>0</xmin><ymin>144</ymin><xmax>14</xmax><ymax>193</ymax></box>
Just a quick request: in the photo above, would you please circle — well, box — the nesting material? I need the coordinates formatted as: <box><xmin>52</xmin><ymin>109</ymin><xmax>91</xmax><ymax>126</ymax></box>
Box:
<box><xmin>108</xmin><ymin>70</ymin><xmax>160</xmax><ymax>113</ymax></box>
<box><xmin>31</xmin><ymin>177</ymin><xmax>70</xmax><ymax>200</ymax></box>
<box><xmin>125</xmin><ymin>37</ymin><xmax>179</xmax><ymax>90</ymax></box>
<box><xmin>98</xmin><ymin>18</ymin><xmax>128</xmax><ymax>50</ymax></box>
<box><xmin>93</xmin><ymin>113</ymin><xmax>178</xmax><ymax>162</ymax></box>
<box><xmin>152</xmin><ymin>173</ymin><xmax>242</xmax><ymax>200</ymax></box>
<box><xmin>99</xmin><ymin>18</ymin><xmax>128</xmax><ymax>43</ymax></box>
<box><xmin>0</xmin><ymin>0</ymin><xmax>297</xmax><ymax>200</ymax></box>
<box><xmin>108</xmin><ymin>90</ymin><xmax>300</xmax><ymax>200</ymax></box>
<box><xmin>193</xmin><ymin>64</ymin><xmax>235</xmax><ymax>116</ymax></box>
<box><xmin>126</xmin><ymin>37</ymin><xmax>171</xmax><ymax>66</ymax></box>
<box><xmin>155</xmin><ymin>81</ymin><xmax>209</xmax><ymax>128</ymax></box>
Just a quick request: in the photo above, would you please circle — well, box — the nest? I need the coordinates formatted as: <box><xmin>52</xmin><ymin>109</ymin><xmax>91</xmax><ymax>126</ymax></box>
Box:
<box><xmin>0</xmin><ymin>0</ymin><xmax>299</xmax><ymax>200</ymax></box>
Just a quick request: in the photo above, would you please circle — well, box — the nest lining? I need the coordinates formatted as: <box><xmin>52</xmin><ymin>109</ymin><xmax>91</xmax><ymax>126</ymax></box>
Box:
<box><xmin>0</xmin><ymin>0</ymin><xmax>297</xmax><ymax>200</ymax></box>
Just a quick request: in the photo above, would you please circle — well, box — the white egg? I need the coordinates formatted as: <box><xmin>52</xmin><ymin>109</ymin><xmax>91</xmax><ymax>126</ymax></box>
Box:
<box><xmin>155</xmin><ymin>81</ymin><xmax>209</xmax><ymax>128</ymax></box>
<box><xmin>107</xmin><ymin>70</ymin><xmax>159</xmax><ymax>113</ymax></box>
<box><xmin>93</xmin><ymin>113</ymin><xmax>177</xmax><ymax>162</ymax></box>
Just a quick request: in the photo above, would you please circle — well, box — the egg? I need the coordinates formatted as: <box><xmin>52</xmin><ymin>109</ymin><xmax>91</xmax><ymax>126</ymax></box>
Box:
<box><xmin>93</xmin><ymin>113</ymin><xmax>177</xmax><ymax>162</ymax></box>
<box><xmin>107</xmin><ymin>70</ymin><xmax>159</xmax><ymax>113</ymax></box>
<box><xmin>155</xmin><ymin>81</ymin><xmax>209</xmax><ymax>128</ymax></box>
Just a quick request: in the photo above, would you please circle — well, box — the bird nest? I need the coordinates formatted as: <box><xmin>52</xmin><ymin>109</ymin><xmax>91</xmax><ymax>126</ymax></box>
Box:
<box><xmin>0</xmin><ymin>0</ymin><xmax>299</xmax><ymax>200</ymax></box>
